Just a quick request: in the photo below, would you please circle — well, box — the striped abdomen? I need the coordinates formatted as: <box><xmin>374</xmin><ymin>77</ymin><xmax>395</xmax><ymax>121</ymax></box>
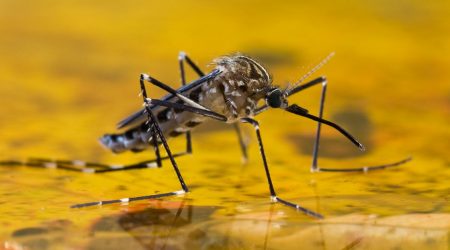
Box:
<box><xmin>100</xmin><ymin>87</ymin><xmax>209</xmax><ymax>154</ymax></box>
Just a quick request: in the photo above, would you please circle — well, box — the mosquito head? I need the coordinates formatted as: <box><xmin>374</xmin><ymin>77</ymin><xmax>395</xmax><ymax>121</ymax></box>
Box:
<box><xmin>265</xmin><ymin>87</ymin><xmax>288</xmax><ymax>108</ymax></box>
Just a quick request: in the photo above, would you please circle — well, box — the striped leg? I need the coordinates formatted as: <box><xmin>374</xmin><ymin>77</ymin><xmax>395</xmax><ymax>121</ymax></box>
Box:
<box><xmin>287</xmin><ymin>77</ymin><xmax>411</xmax><ymax>172</ymax></box>
<box><xmin>71</xmin><ymin>74</ymin><xmax>194</xmax><ymax>208</ymax></box>
<box><xmin>179</xmin><ymin>52</ymin><xmax>193</xmax><ymax>154</ymax></box>
<box><xmin>234</xmin><ymin>123</ymin><xmax>248</xmax><ymax>162</ymax></box>
<box><xmin>241</xmin><ymin>118</ymin><xmax>323</xmax><ymax>219</ymax></box>
<box><xmin>151</xmin><ymin>121</ymin><xmax>163</xmax><ymax>167</ymax></box>
<box><xmin>0</xmin><ymin>153</ymin><xmax>186</xmax><ymax>174</ymax></box>
<box><xmin>179</xmin><ymin>51</ymin><xmax>248</xmax><ymax>161</ymax></box>
<box><xmin>131</xmin><ymin>51</ymin><xmax>200</xmax><ymax>169</ymax></box>
<box><xmin>72</xmin><ymin>78</ymin><xmax>230</xmax><ymax>208</ymax></box>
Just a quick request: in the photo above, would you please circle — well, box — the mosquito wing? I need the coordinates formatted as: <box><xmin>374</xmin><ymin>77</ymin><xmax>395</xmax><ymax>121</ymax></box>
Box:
<box><xmin>116</xmin><ymin>69</ymin><xmax>221</xmax><ymax>129</ymax></box>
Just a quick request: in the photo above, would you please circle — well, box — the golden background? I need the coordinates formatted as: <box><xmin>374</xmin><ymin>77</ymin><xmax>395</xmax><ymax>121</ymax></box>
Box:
<box><xmin>0</xmin><ymin>0</ymin><xmax>449</xmax><ymax>249</ymax></box>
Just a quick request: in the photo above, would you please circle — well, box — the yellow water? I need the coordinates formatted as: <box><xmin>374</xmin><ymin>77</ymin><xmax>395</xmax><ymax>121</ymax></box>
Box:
<box><xmin>0</xmin><ymin>1</ymin><xmax>449</xmax><ymax>249</ymax></box>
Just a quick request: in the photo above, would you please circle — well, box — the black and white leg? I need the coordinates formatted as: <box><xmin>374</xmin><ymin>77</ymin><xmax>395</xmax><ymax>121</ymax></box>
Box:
<box><xmin>72</xmin><ymin>85</ymin><xmax>233</xmax><ymax>208</ymax></box>
<box><xmin>179</xmin><ymin>52</ymin><xmax>194</xmax><ymax>154</ymax></box>
<box><xmin>129</xmin><ymin>52</ymin><xmax>199</xmax><ymax>169</ymax></box>
<box><xmin>140</xmin><ymin>73</ymin><xmax>190</xmax><ymax>194</ymax></box>
<box><xmin>71</xmin><ymin>75</ymin><xmax>198</xmax><ymax>208</ymax></box>
<box><xmin>288</xmin><ymin>77</ymin><xmax>411</xmax><ymax>172</ymax></box>
<box><xmin>140</xmin><ymin>73</ymin><xmax>224</xmax><ymax>118</ymax></box>
<box><xmin>179</xmin><ymin>51</ymin><xmax>205</xmax><ymax>79</ymax></box>
<box><xmin>150</xmin><ymin>118</ymin><xmax>162</xmax><ymax>167</ymax></box>
<box><xmin>178</xmin><ymin>51</ymin><xmax>248</xmax><ymax>160</ymax></box>
<box><xmin>310</xmin><ymin>77</ymin><xmax>326</xmax><ymax>172</ymax></box>
<box><xmin>234</xmin><ymin>123</ymin><xmax>248</xmax><ymax>162</ymax></box>
<box><xmin>221</xmin><ymin>91</ymin><xmax>250</xmax><ymax>162</ymax></box>
<box><xmin>241</xmin><ymin>118</ymin><xmax>323</xmax><ymax>219</ymax></box>
<box><xmin>0</xmin><ymin>153</ymin><xmax>186</xmax><ymax>174</ymax></box>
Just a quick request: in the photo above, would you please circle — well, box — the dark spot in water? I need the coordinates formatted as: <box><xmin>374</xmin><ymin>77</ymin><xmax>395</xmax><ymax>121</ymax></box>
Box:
<box><xmin>287</xmin><ymin>134</ymin><xmax>370</xmax><ymax>159</ymax></box>
<box><xmin>12</xmin><ymin>227</ymin><xmax>48</xmax><ymax>237</ymax></box>
<box><xmin>12</xmin><ymin>225</ymin><xmax>67</xmax><ymax>249</ymax></box>
<box><xmin>385</xmin><ymin>184</ymin><xmax>402</xmax><ymax>189</ymax></box>
<box><xmin>202</xmin><ymin>167</ymin><xmax>230</xmax><ymax>179</ymax></box>
<box><xmin>368</xmin><ymin>188</ymin><xmax>396</xmax><ymax>194</ymax></box>
<box><xmin>332</xmin><ymin>109</ymin><xmax>373</xmax><ymax>138</ymax></box>
<box><xmin>286</xmin><ymin>109</ymin><xmax>373</xmax><ymax>158</ymax></box>
<box><xmin>410</xmin><ymin>189</ymin><xmax>434</xmax><ymax>195</ymax></box>
<box><xmin>116</xmin><ymin>185</ymin><xmax>128</xmax><ymax>191</ymax></box>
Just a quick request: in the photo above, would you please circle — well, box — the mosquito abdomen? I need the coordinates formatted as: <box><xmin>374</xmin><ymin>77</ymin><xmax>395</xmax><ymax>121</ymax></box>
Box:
<box><xmin>100</xmin><ymin>112</ymin><xmax>206</xmax><ymax>154</ymax></box>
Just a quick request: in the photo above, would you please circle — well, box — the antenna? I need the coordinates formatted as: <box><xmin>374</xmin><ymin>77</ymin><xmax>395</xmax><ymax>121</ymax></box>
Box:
<box><xmin>287</xmin><ymin>52</ymin><xmax>335</xmax><ymax>93</ymax></box>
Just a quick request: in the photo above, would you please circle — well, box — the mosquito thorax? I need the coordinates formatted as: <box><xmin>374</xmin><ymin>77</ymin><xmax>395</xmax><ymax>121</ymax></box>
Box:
<box><xmin>266</xmin><ymin>88</ymin><xmax>287</xmax><ymax>108</ymax></box>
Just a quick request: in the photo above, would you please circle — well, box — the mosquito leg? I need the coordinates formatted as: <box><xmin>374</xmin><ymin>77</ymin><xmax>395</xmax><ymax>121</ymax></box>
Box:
<box><xmin>222</xmin><ymin>91</ymin><xmax>252</xmax><ymax>161</ymax></box>
<box><xmin>0</xmin><ymin>153</ymin><xmax>188</xmax><ymax>174</ymax></box>
<box><xmin>287</xmin><ymin>77</ymin><xmax>411</xmax><ymax>172</ymax></box>
<box><xmin>234</xmin><ymin>123</ymin><xmax>248</xmax><ymax>162</ymax></box>
<box><xmin>311</xmin><ymin>78</ymin><xmax>327</xmax><ymax>172</ymax></box>
<box><xmin>149</xmin><ymin>122</ymin><xmax>162</xmax><ymax>167</ymax></box>
<box><xmin>116</xmin><ymin>69</ymin><xmax>221</xmax><ymax>129</ymax></box>
<box><xmin>318</xmin><ymin>157</ymin><xmax>412</xmax><ymax>172</ymax></box>
<box><xmin>140</xmin><ymin>74</ymin><xmax>189</xmax><ymax>193</ymax></box>
<box><xmin>71</xmin><ymin>191</ymin><xmax>185</xmax><ymax>208</ymax></box>
<box><xmin>284</xmin><ymin>77</ymin><xmax>329</xmax><ymax>171</ymax></box>
<box><xmin>144</xmin><ymin>58</ymin><xmax>163</xmax><ymax>167</ymax></box>
<box><xmin>179</xmin><ymin>52</ymin><xmax>193</xmax><ymax>154</ymax></box>
<box><xmin>241</xmin><ymin>118</ymin><xmax>323</xmax><ymax>219</ymax></box>
<box><xmin>179</xmin><ymin>51</ymin><xmax>205</xmax><ymax>77</ymax></box>
<box><xmin>71</xmin><ymin>75</ymin><xmax>192</xmax><ymax>208</ymax></box>
<box><xmin>312</xmin><ymin>81</ymin><xmax>412</xmax><ymax>172</ymax></box>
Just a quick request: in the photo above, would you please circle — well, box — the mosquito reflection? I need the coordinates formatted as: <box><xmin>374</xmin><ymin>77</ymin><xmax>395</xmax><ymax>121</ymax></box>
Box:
<box><xmin>88</xmin><ymin>200</ymin><xmax>201</xmax><ymax>250</ymax></box>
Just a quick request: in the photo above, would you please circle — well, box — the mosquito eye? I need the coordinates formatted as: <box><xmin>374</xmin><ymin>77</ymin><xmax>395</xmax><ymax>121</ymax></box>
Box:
<box><xmin>267</xmin><ymin>89</ymin><xmax>283</xmax><ymax>108</ymax></box>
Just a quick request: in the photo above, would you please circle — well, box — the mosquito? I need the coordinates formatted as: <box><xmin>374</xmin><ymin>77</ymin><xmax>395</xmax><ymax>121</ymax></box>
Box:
<box><xmin>1</xmin><ymin>52</ymin><xmax>411</xmax><ymax>219</ymax></box>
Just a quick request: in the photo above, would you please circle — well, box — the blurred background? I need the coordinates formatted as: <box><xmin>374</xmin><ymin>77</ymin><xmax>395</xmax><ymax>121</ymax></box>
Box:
<box><xmin>0</xmin><ymin>0</ymin><xmax>449</xmax><ymax>249</ymax></box>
